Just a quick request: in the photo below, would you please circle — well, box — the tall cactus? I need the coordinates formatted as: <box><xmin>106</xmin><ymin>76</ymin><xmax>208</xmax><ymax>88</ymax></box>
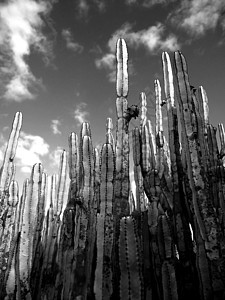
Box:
<box><xmin>94</xmin><ymin>143</ymin><xmax>115</xmax><ymax>299</ymax></box>
<box><xmin>0</xmin><ymin>39</ymin><xmax>225</xmax><ymax>300</ymax></box>
<box><xmin>0</xmin><ymin>111</ymin><xmax>22</xmax><ymax>194</ymax></box>
<box><xmin>114</xmin><ymin>38</ymin><xmax>130</xmax><ymax>218</ymax></box>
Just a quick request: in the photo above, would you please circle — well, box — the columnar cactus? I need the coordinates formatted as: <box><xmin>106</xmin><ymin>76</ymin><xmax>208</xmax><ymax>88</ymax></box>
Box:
<box><xmin>0</xmin><ymin>38</ymin><xmax>225</xmax><ymax>300</ymax></box>
<box><xmin>94</xmin><ymin>143</ymin><xmax>115</xmax><ymax>299</ymax></box>
<box><xmin>114</xmin><ymin>38</ymin><xmax>130</xmax><ymax>218</ymax></box>
<box><xmin>0</xmin><ymin>111</ymin><xmax>22</xmax><ymax>194</ymax></box>
<box><xmin>119</xmin><ymin>216</ymin><xmax>143</xmax><ymax>300</ymax></box>
<box><xmin>0</xmin><ymin>180</ymin><xmax>19</xmax><ymax>299</ymax></box>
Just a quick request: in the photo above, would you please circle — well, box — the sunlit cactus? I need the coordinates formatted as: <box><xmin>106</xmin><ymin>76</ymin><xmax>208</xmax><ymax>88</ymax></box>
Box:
<box><xmin>0</xmin><ymin>38</ymin><xmax>225</xmax><ymax>300</ymax></box>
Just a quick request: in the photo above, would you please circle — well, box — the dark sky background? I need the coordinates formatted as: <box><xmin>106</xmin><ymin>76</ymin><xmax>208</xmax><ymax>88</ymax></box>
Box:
<box><xmin>0</xmin><ymin>0</ymin><xmax>225</xmax><ymax>191</ymax></box>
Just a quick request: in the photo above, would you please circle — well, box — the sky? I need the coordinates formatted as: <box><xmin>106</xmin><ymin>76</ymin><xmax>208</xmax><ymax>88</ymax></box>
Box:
<box><xmin>0</xmin><ymin>0</ymin><xmax>225</xmax><ymax>192</ymax></box>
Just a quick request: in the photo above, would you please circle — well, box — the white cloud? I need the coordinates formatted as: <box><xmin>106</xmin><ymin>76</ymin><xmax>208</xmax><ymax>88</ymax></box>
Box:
<box><xmin>0</xmin><ymin>0</ymin><xmax>54</xmax><ymax>102</ymax></box>
<box><xmin>76</xmin><ymin>0</ymin><xmax>105</xmax><ymax>18</ymax></box>
<box><xmin>15</xmin><ymin>131</ymin><xmax>50</xmax><ymax>174</ymax></box>
<box><xmin>108</xmin><ymin>23</ymin><xmax>179</xmax><ymax>54</ymax></box>
<box><xmin>169</xmin><ymin>0</ymin><xmax>225</xmax><ymax>37</ymax></box>
<box><xmin>77</xmin><ymin>0</ymin><xmax>89</xmax><ymax>17</ymax></box>
<box><xmin>51</xmin><ymin>119</ymin><xmax>62</xmax><ymax>135</ymax></box>
<box><xmin>95</xmin><ymin>53</ymin><xmax>116</xmax><ymax>82</ymax></box>
<box><xmin>62</xmin><ymin>29</ymin><xmax>83</xmax><ymax>53</ymax></box>
<box><xmin>74</xmin><ymin>102</ymin><xmax>89</xmax><ymax>126</ymax></box>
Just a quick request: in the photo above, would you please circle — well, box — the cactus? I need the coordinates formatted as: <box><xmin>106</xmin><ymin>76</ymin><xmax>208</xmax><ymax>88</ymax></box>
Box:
<box><xmin>114</xmin><ymin>38</ymin><xmax>130</xmax><ymax>219</ymax></box>
<box><xmin>0</xmin><ymin>112</ymin><xmax>22</xmax><ymax>194</ymax></box>
<box><xmin>119</xmin><ymin>216</ymin><xmax>143</xmax><ymax>300</ymax></box>
<box><xmin>94</xmin><ymin>143</ymin><xmax>115</xmax><ymax>299</ymax></box>
<box><xmin>0</xmin><ymin>38</ymin><xmax>225</xmax><ymax>300</ymax></box>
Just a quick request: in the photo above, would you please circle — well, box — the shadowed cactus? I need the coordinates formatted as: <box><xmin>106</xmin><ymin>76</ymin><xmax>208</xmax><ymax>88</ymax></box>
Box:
<box><xmin>0</xmin><ymin>39</ymin><xmax>224</xmax><ymax>300</ymax></box>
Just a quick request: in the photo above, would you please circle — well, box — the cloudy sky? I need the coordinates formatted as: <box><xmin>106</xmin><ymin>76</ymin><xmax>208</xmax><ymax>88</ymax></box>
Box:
<box><xmin>0</xmin><ymin>0</ymin><xmax>225</xmax><ymax>191</ymax></box>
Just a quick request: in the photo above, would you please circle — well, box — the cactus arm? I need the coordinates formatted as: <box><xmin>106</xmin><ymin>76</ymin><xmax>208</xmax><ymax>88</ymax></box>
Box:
<box><xmin>56</xmin><ymin>150</ymin><xmax>68</xmax><ymax>217</ymax></box>
<box><xmin>114</xmin><ymin>38</ymin><xmax>130</xmax><ymax>218</ymax></box>
<box><xmin>207</xmin><ymin>125</ymin><xmax>220</xmax><ymax>210</ymax></box>
<box><xmin>94</xmin><ymin>147</ymin><xmax>100</xmax><ymax>213</ymax></box>
<box><xmin>116</xmin><ymin>38</ymin><xmax>128</xmax><ymax>98</ymax></box>
<box><xmin>0</xmin><ymin>112</ymin><xmax>22</xmax><ymax>193</ymax></box>
<box><xmin>161</xmin><ymin>261</ymin><xmax>178</xmax><ymax>300</ymax></box>
<box><xmin>132</xmin><ymin>128</ymin><xmax>145</xmax><ymax>211</ymax></box>
<box><xmin>106</xmin><ymin>118</ymin><xmax>115</xmax><ymax>149</ymax></box>
<box><xmin>155</xmin><ymin>79</ymin><xmax>164</xmax><ymax>178</ymax></box>
<box><xmin>119</xmin><ymin>217</ymin><xmax>143</xmax><ymax>300</ymax></box>
<box><xmin>94</xmin><ymin>143</ymin><xmax>115</xmax><ymax>299</ymax></box>
<box><xmin>0</xmin><ymin>180</ymin><xmax>19</xmax><ymax>298</ymax></box>
<box><xmin>68</xmin><ymin>132</ymin><xmax>79</xmax><ymax>182</ymax></box>
<box><xmin>72</xmin><ymin>135</ymin><xmax>96</xmax><ymax>299</ymax></box>
<box><xmin>218</xmin><ymin>123</ymin><xmax>225</xmax><ymax>162</ymax></box>
<box><xmin>140</xmin><ymin>92</ymin><xmax>147</xmax><ymax>127</ymax></box>
<box><xmin>147</xmin><ymin>119</ymin><xmax>156</xmax><ymax>169</ymax></box>
<box><xmin>68</xmin><ymin>132</ymin><xmax>79</xmax><ymax>204</ymax></box>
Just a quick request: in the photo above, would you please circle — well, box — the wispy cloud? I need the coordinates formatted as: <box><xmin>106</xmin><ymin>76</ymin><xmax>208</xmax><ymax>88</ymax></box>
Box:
<box><xmin>76</xmin><ymin>0</ymin><xmax>105</xmax><ymax>18</ymax></box>
<box><xmin>51</xmin><ymin>119</ymin><xmax>62</xmax><ymax>135</ymax></box>
<box><xmin>15</xmin><ymin>131</ymin><xmax>50</xmax><ymax>174</ymax></box>
<box><xmin>62</xmin><ymin>29</ymin><xmax>84</xmax><ymax>53</ymax></box>
<box><xmin>0</xmin><ymin>0</ymin><xmax>54</xmax><ymax>102</ymax></box>
<box><xmin>169</xmin><ymin>0</ymin><xmax>225</xmax><ymax>37</ymax></box>
<box><xmin>74</xmin><ymin>102</ymin><xmax>89</xmax><ymax>126</ymax></box>
<box><xmin>77</xmin><ymin>0</ymin><xmax>89</xmax><ymax>18</ymax></box>
<box><xmin>108</xmin><ymin>23</ymin><xmax>179</xmax><ymax>54</ymax></box>
<box><xmin>95</xmin><ymin>53</ymin><xmax>116</xmax><ymax>82</ymax></box>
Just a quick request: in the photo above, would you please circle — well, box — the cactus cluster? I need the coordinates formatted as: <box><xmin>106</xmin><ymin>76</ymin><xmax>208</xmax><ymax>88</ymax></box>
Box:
<box><xmin>0</xmin><ymin>39</ymin><xmax>225</xmax><ymax>299</ymax></box>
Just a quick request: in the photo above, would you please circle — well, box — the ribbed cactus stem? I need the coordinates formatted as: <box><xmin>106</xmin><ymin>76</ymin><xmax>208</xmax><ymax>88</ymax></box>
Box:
<box><xmin>119</xmin><ymin>216</ymin><xmax>143</xmax><ymax>300</ymax></box>
<box><xmin>129</xmin><ymin>190</ymin><xmax>135</xmax><ymax>213</ymax></box>
<box><xmin>56</xmin><ymin>150</ymin><xmax>68</xmax><ymax>217</ymax></box>
<box><xmin>80</xmin><ymin>122</ymin><xmax>92</xmax><ymax>140</ymax></box>
<box><xmin>218</xmin><ymin>123</ymin><xmax>225</xmax><ymax>166</ymax></box>
<box><xmin>157</xmin><ymin>214</ymin><xmax>174</xmax><ymax>260</ymax></box>
<box><xmin>116</xmin><ymin>38</ymin><xmax>128</xmax><ymax>97</ymax></box>
<box><xmin>106</xmin><ymin>118</ymin><xmax>115</xmax><ymax>148</ymax></box>
<box><xmin>147</xmin><ymin>119</ymin><xmax>156</xmax><ymax>168</ymax></box>
<box><xmin>140</xmin><ymin>92</ymin><xmax>147</xmax><ymax>127</ymax></box>
<box><xmin>155</xmin><ymin>79</ymin><xmax>164</xmax><ymax>178</ymax></box>
<box><xmin>72</xmin><ymin>134</ymin><xmax>95</xmax><ymax>299</ymax></box>
<box><xmin>132</xmin><ymin>128</ymin><xmax>145</xmax><ymax>211</ymax></box>
<box><xmin>155</xmin><ymin>79</ymin><xmax>163</xmax><ymax>135</ymax></box>
<box><xmin>198</xmin><ymin>86</ymin><xmax>209</xmax><ymax>128</ymax></box>
<box><xmin>162</xmin><ymin>51</ymin><xmax>193</xmax><ymax>265</ymax></box>
<box><xmin>19</xmin><ymin>163</ymin><xmax>43</xmax><ymax>298</ymax></box>
<box><xmin>94</xmin><ymin>143</ymin><xmax>115</xmax><ymax>299</ymax></box>
<box><xmin>0</xmin><ymin>180</ymin><xmax>19</xmax><ymax>298</ymax></box>
<box><xmin>0</xmin><ymin>112</ymin><xmax>22</xmax><ymax>193</ymax></box>
<box><xmin>162</xmin><ymin>52</ymin><xmax>175</xmax><ymax>107</ymax></box>
<box><xmin>161</xmin><ymin>261</ymin><xmax>178</xmax><ymax>300</ymax></box>
<box><xmin>174</xmin><ymin>51</ymin><xmax>220</xmax><ymax>260</ymax></box>
<box><xmin>114</xmin><ymin>38</ymin><xmax>130</xmax><ymax>218</ymax></box>
<box><xmin>68</xmin><ymin>132</ymin><xmax>79</xmax><ymax>184</ymax></box>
